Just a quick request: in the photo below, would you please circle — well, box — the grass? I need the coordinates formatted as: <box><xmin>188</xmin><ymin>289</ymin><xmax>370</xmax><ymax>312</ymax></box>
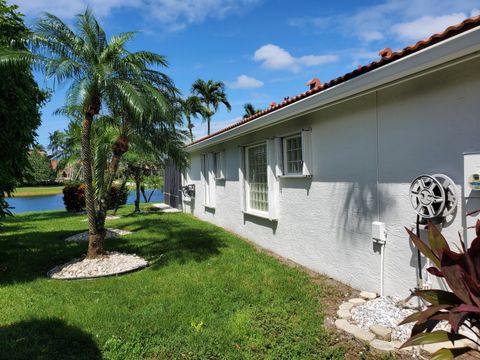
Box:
<box><xmin>11</xmin><ymin>186</ymin><xmax>64</xmax><ymax>197</ymax></box>
<box><xmin>0</xmin><ymin>205</ymin><xmax>394</xmax><ymax>359</ymax></box>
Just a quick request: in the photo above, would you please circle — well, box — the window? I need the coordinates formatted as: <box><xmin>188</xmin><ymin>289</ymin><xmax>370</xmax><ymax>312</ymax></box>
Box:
<box><xmin>246</xmin><ymin>143</ymin><xmax>268</xmax><ymax>213</ymax></box>
<box><xmin>283</xmin><ymin>134</ymin><xmax>303</xmax><ymax>174</ymax></box>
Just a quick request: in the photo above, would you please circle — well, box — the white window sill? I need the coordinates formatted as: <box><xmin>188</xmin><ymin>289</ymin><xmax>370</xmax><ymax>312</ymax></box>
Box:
<box><xmin>279</xmin><ymin>174</ymin><xmax>312</xmax><ymax>179</ymax></box>
<box><xmin>242</xmin><ymin>210</ymin><xmax>278</xmax><ymax>222</ymax></box>
<box><xmin>215</xmin><ymin>177</ymin><xmax>225</xmax><ymax>181</ymax></box>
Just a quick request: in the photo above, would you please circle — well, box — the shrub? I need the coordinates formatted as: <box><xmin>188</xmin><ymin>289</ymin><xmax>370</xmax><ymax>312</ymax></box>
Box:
<box><xmin>400</xmin><ymin>221</ymin><xmax>480</xmax><ymax>359</ymax></box>
<box><xmin>62</xmin><ymin>182</ymin><xmax>85</xmax><ymax>212</ymax></box>
<box><xmin>63</xmin><ymin>183</ymin><xmax>127</xmax><ymax>212</ymax></box>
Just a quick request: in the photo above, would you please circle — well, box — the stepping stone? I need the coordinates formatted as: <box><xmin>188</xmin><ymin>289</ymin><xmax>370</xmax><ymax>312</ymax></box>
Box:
<box><xmin>348</xmin><ymin>298</ymin><xmax>366</xmax><ymax>305</ymax></box>
<box><xmin>359</xmin><ymin>291</ymin><xmax>378</xmax><ymax>300</ymax></box>
<box><xmin>334</xmin><ymin>319</ymin><xmax>350</xmax><ymax>332</ymax></box>
<box><xmin>339</xmin><ymin>302</ymin><xmax>354</xmax><ymax>311</ymax></box>
<box><xmin>370</xmin><ymin>339</ymin><xmax>395</xmax><ymax>352</ymax></box>
<box><xmin>370</xmin><ymin>324</ymin><xmax>392</xmax><ymax>341</ymax></box>
<box><xmin>345</xmin><ymin>324</ymin><xmax>376</xmax><ymax>342</ymax></box>
<box><xmin>161</xmin><ymin>208</ymin><xmax>180</xmax><ymax>213</ymax></box>
<box><xmin>336</xmin><ymin>309</ymin><xmax>351</xmax><ymax>319</ymax></box>
<box><xmin>152</xmin><ymin>203</ymin><xmax>170</xmax><ymax>210</ymax></box>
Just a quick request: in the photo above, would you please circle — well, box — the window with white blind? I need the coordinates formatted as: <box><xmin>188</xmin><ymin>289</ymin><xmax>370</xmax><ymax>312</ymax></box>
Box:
<box><xmin>245</xmin><ymin>143</ymin><xmax>268</xmax><ymax>213</ymax></box>
<box><xmin>283</xmin><ymin>134</ymin><xmax>303</xmax><ymax>175</ymax></box>
<box><xmin>201</xmin><ymin>153</ymin><xmax>215</xmax><ymax>208</ymax></box>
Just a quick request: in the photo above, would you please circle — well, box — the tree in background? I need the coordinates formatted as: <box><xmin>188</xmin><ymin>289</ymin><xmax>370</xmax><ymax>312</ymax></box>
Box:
<box><xmin>24</xmin><ymin>145</ymin><xmax>56</xmax><ymax>185</ymax></box>
<box><xmin>191</xmin><ymin>79</ymin><xmax>231</xmax><ymax>135</ymax></box>
<box><xmin>243</xmin><ymin>103</ymin><xmax>261</xmax><ymax>118</ymax></box>
<box><xmin>0</xmin><ymin>10</ymin><xmax>182</xmax><ymax>258</ymax></box>
<box><xmin>180</xmin><ymin>95</ymin><xmax>211</xmax><ymax>141</ymax></box>
<box><xmin>0</xmin><ymin>1</ymin><xmax>46</xmax><ymax>219</ymax></box>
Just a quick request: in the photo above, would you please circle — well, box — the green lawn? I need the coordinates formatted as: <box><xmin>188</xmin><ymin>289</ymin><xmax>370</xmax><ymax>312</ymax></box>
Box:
<box><xmin>11</xmin><ymin>185</ymin><xmax>64</xmax><ymax>197</ymax></box>
<box><xmin>0</xmin><ymin>206</ymin><xmax>391</xmax><ymax>359</ymax></box>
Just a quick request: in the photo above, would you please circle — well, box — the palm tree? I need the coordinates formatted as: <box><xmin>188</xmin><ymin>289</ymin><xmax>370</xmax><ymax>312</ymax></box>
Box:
<box><xmin>191</xmin><ymin>79</ymin><xmax>231</xmax><ymax>135</ymax></box>
<box><xmin>181</xmin><ymin>95</ymin><xmax>211</xmax><ymax>141</ymax></box>
<box><xmin>243</xmin><ymin>103</ymin><xmax>260</xmax><ymax>118</ymax></box>
<box><xmin>0</xmin><ymin>10</ymin><xmax>178</xmax><ymax>258</ymax></box>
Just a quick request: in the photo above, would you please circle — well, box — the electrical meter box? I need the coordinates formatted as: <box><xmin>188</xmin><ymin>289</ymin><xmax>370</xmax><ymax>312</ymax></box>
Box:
<box><xmin>464</xmin><ymin>152</ymin><xmax>480</xmax><ymax>242</ymax></box>
<box><xmin>372</xmin><ymin>221</ymin><xmax>386</xmax><ymax>243</ymax></box>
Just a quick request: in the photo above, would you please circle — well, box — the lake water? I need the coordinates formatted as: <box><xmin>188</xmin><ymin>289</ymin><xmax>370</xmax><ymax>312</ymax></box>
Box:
<box><xmin>7</xmin><ymin>190</ymin><xmax>164</xmax><ymax>213</ymax></box>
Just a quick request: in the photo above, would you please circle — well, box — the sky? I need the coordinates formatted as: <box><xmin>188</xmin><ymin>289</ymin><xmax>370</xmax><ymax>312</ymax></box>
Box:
<box><xmin>9</xmin><ymin>0</ymin><xmax>480</xmax><ymax>147</ymax></box>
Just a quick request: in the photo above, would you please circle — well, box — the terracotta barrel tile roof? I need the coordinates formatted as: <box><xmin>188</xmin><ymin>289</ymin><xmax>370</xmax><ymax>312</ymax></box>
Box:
<box><xmin>188</xmin><ymin>14</ymin><xmax>480</xmax><ymax>147</ymax></box>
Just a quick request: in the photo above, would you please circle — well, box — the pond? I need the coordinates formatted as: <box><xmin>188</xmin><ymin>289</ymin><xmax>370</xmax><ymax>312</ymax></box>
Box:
<box><xmin>7</xmin><ymin>190</ymin><xmax>165</xmax><ymax>213</ymax></box>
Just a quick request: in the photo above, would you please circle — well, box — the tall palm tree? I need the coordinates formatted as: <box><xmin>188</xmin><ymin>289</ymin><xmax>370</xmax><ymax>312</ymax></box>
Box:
<box><xmin>243</xmin><ymin>103</ymin><xmax>260</xmax><ymax>118</ymax></box>
<box><xmin>0</xmin><ymin>10</ymin><xmax>178</xmax><ymax>258</ymax></box>
<box><xmin>191</xmin><ymin>79</ymin><xmax>231</xmax><ymax>135</ymax></box>
<box><xmin>181</xmin><ymin>95</ymin><xmax>211</xmax><ymax>141</ymax></box>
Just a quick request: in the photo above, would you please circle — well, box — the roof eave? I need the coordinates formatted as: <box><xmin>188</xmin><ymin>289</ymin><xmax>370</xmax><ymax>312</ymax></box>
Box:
<box><xmin>187</xmin><ymin>26</ymin><xmax>480</xmax><ymax>153</ymax></box>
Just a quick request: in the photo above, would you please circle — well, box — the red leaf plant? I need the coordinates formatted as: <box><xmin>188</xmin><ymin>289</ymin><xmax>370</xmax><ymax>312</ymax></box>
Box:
<box><xmin>400</xmin><ymin>220</ymin><xmax>480</xmax><ymax>359</ymax></box>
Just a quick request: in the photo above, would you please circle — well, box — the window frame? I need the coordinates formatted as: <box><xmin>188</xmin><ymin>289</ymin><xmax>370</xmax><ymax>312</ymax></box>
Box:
<box><xmin>245</xmin><ymin>142</ymin><xmax>269</xmax><ymax>215</ymax></box>
<box><xmin>213</xmin><ymin>151</ymin><xmax>225</xmax><ymax>180</ymax></box>
<box><xmin>282</xmin><ymin>133</ymin><xmax>303</xmax><ymax>175</ymax></box>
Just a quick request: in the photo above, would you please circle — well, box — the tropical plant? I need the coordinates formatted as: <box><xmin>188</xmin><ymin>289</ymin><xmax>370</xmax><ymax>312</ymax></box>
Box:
<box><xmin>191</xmin><ymin>79</ymin><xmax>231</xmax><ymax>135</ymax></box>
<box><xmin>0</xmin><ymin>0</ymin><xmax>47</xmax><ymax>220</ymax></box>
<box><xmin>181</xmin><ymin>95</ymin><xmax>211</xmax><ymax>141</ymax></box>
<box><xmin>0</xmin><ymin>9</ymin><xmax>183</xmax><ymax>258</ymax></box>
<box><xmin>400</xmin><ymin>221</ymin><xmax>480</xmax><ymax>359</ymax></box>
<box><xmin>243</xmin><ymin>102</ymin><xmax>260</xmax><ymax>118</ymax></box>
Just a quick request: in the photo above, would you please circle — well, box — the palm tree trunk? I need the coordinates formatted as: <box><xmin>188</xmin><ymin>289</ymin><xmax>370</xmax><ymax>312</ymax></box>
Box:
<box><xmin>134</xmin><ymin>176</ymin><xmax>141</xmax><ymax>212</ymax></box>
<box><xmin>82</xmin><ymin>112</ymin><xmax>105</xmax><ymax>259</ymax></box>
<box><xmin>207</xmin><ymin>116</ymin><xmax>211</xmax><ymax>136</ymax></box>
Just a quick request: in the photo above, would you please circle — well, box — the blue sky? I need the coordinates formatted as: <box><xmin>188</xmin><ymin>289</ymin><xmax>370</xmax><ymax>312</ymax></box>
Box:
<box><xmin>10</xmin><ymin>0</ymin><xmax>480</xmax><ymax>146</ymax></box>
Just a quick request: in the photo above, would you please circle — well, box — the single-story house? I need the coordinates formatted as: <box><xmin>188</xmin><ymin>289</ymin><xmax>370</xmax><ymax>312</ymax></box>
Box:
<box><xmin>181</xmin><ymin>16</ymin><xmax>480</xmax><ymax>298</ymax></box>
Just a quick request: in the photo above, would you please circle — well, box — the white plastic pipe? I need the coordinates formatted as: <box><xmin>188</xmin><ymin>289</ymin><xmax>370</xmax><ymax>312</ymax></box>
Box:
<box><xmin>380</xmin><ymin>242</ymin><xmax>385</xmax><ymax>297</ymax></box>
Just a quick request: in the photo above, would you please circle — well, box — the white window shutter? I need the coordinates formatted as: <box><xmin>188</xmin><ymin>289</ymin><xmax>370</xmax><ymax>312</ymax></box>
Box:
<box><xmin>274</xmin><ymin>137</ymin><xmax>283</xmax><ymax>177</ymax></box>
<box><xmin>208</xmin><ymin>153</ymin><xmax>216</xmax><ymax>207</ymax></box>
<box><xmin>238</xmin><ymin>147</ymin><xmax>246</xmax><ymax>212</ymax></box>
<box><xmin>301</xmin><ymin>128</ymin><xmax>313</xmax><ymax>177</ymax></box>
<box><xmin>220</xmin><ymin>151</ymin><xmax>226</xmax><ymax>179</ymax></box>
<box><xmin>201</xmin><ymin>154</ymin><xmax>208</xmax><ymax>205</ymax></box>
<box><xmin>266</xmin><ymin>139</ymin><xmax>279</xmax><ymax>220</ymax></box>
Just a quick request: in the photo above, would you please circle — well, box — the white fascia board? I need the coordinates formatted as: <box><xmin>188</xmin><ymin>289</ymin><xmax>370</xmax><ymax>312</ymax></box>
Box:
<box><xmin>187</xmin><ymin>26</ymin><xmax>480</xmax><ymax>153</ymax></box>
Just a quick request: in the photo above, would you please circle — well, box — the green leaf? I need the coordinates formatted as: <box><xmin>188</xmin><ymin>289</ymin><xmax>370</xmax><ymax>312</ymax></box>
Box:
<box><xmin>431</xmin><ymin>347</ymin><xmax>480</xmax><ymax>360</ymax></box>
<box><xmin>400</xmin><ymin>330</ymin><xmax>467</xmax><ymax>349</ymax></box>
<box><xmin>415</xmin><ymin>289</ymin><xmax>462</xmax><ymax>306</ymax></box>
<box><xmin>399</xmin><ymin>304</ymin><xmax>450</xmax><ymax>325</ymax></box>
<box><xmin>428</xmin><ymin>222</ymin><xmax>450</xmax><ymax>258</ymax></box>
<box><xmin>406</xmin><ymin>227</ymin><xmax>440</xmax><ymax>267</ymax></box>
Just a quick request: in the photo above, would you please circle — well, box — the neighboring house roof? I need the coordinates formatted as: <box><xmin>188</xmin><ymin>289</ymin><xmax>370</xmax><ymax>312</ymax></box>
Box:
<box><xmin>188</xmin><ymin>15</ymin><xmax>480</xmax><ymax>148</ymax></box>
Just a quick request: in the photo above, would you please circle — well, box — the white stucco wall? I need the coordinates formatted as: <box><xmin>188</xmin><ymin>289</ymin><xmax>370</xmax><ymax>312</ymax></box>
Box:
<box><xmin>183</xmin><ymin>56</ymin><xmax>480</xmax><ymax>297</ymax></box>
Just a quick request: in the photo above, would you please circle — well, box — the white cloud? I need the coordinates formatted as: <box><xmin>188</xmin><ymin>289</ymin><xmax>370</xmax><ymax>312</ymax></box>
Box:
<box><xmin>253</xmin><ymin>44</ymin><xmax>338</xmax><ymax>72</ymax></box>
<box><xmin>10</xmin><ymin>0</ymin><xmax>261</xmax><ymax>30</ymax></box>
<box><xmin>392</xmin><ymin>13</ymin><xmax>468</xmax><ymax>41</ymax></box>
<box><xmin>287</xmin><ymin>0</ymin><xmax>480</xmax><ymax>44</ymax></box>
<box><xmin>358</xmin><ymin>31</ymin><xmax>384</xmax><ymax>42</ymax></box>
<box><xmin>227</xmin><ymin>75</ymin><xmax>263</xmax><ymax>89</ymax></box>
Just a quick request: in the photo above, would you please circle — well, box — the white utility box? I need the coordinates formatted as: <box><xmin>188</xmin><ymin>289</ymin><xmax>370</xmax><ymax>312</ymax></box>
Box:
<box><xmin>372</xmin><ymin>221</ymin><xmax>387</xmax><ymax>243</ymax></box>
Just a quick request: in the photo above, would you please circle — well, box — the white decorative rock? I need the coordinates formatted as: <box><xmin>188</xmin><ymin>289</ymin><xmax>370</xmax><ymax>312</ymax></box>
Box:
<box><xmin>337</xmin><ymin>309</ymin><xmax>351</xmax><ymax>319</ymax></box>
<box><xmin>152</xmin><ymin>203</ymin><xmax>170</xmax><ymax>210</ymax></box>
<box><xmin>348</xmin><ymin>298</ymin><xmax>366</xmax><ymax>305</ymax></box>
<box><xmin>370</xmin><ymin>339</ymin><xmax>395</xmax><ymax>352</ymax></box>
<box><xmin>359</xmin><ymin>291</ymin><xmax>378</xmax><ymax>300</ymax></box>
<box><xmin>370</xmin><ymin>324</ymin><xmax>392</xmax><ymax>341</ymax></box>
<box><xmin>339</xmin><ymin>302</ymin><xmax>354</xmax><ymax>311</ymax></box>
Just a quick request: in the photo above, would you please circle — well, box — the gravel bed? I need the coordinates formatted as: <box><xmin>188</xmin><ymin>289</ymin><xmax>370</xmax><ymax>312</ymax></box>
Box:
<box><xmin>351</xmin><ymin>296</ymin><xmax>415</xmax><ymax>342</ymax></box>
<box><xmin>47</xmin><ymin>252</ymin><xmax>148</xmax><ymax>279</ymax></box>
<box><xmin>65</xmin><ymin>228</ymin><xmax>132</xmax><ymax>242</ymax></box>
